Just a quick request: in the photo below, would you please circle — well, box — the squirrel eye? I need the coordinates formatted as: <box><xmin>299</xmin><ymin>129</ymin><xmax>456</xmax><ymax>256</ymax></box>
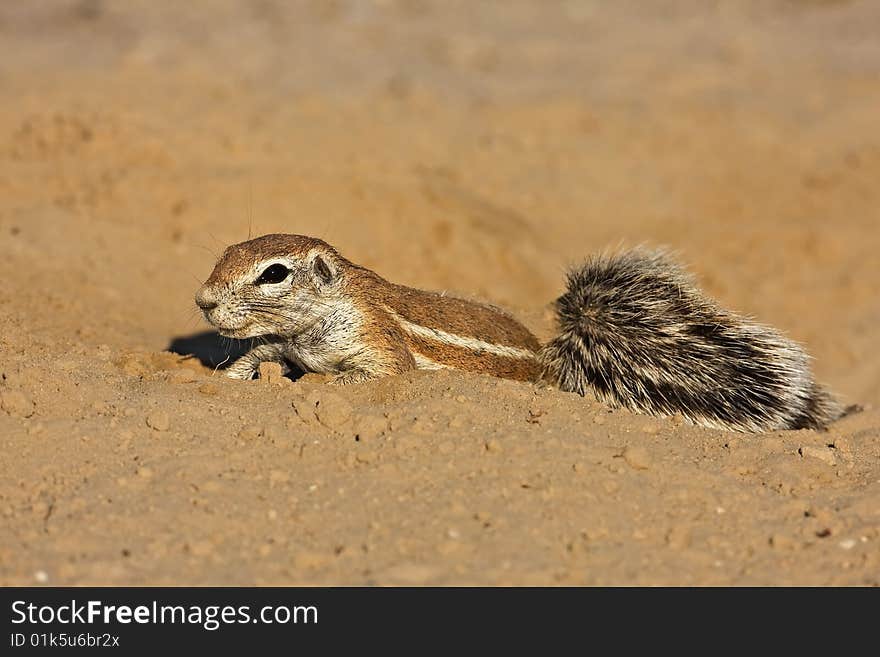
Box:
<box><xmin>255</xmin><ymin>264</ymin><xmax>291</xmax><ymax>285</ymax></box>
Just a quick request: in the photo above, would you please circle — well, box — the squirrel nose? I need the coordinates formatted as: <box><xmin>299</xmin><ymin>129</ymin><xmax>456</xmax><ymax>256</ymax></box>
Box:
<box><xmin>195</xmin><ymin>288</ymin><xmax>218</xmax><ymax>311</ymax></box>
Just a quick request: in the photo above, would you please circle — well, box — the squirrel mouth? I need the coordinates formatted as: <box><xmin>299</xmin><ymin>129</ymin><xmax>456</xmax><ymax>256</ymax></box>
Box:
<box><xmin>216</xmin><ymin>324</ymin><xmax>258</xmax><ymax>339</ymax></box>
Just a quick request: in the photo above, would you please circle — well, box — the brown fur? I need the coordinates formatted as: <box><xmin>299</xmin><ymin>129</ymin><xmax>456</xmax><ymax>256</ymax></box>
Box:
<box><xmin>340</xmin><ymin>260</ymin><xmax>541</xmax><ymax>379</ymax></box>
<box><xmin>205</xmin><ymin>234</ymin><xmax>337</xmax><ymax>286</ymax></box>
<box><xmin>403</xmin><ymin>333</ymin><xmax>541</xmax><ymax>381</ymax></box>
<box><xmin>380</xmin><ymin>284</ymin><xmax>541</xmax><ymax>352</ymax></box>
<box><xmin>351</xmin><ymin>301</ymin><xmax>418</xmax><ymax>376</ymax></box>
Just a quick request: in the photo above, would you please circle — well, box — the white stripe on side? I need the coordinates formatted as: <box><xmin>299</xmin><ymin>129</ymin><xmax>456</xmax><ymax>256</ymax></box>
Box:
<box><xmin>384</xmin><ymin>306</ymin><xmax>538</xmax><ymax>361</ymax></box>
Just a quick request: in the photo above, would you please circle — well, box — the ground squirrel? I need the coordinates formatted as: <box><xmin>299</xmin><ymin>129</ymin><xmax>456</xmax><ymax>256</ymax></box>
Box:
<box><xmin>195</xmin><ymin>234</ymin><xmax>843</xmax><ymax>432</ymax></box>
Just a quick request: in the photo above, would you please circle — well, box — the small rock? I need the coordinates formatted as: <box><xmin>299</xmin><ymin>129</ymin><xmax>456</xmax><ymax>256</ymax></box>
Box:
<box><xmin>484</xmin><ymin>439</ymin><xmax>502</xmax><ymax>453</ymax></box>
<box><xmin>445</xmin><ymin>414</ymin><xmax>466</xmax><ymax>429</ymax></box>
<box><xmin>237</xmin><ymin>425</ymin><xmax>263</xmax><ymax>440</ymax></box>
<box><xmin>356</xmin><ymin>450</ymin><xmax>377</xmax><ymax>464</ymax></box>
<box><xmin>135</xmin><ymin>467</ymin><xmax>153</xmax><ymax>479</ymax></box>
<box><xmin>259</xmin><ymin>362</ymin><xmax>284</xmax><ymax>384</ymax></box>
<box><xmin>769</xmin><ymin>533</ymin><xmax>795</xmax><ymax>550</ymax></box>
<box><xmin>641</xmin><ymin>422</ymin><xmax>661</xmax><ymax>435</ymax></box>
<box><xmin>136</xmin><ymin>467</ymin><xmax>153</xmax><ymax>479</ymax></box>
<box><xmin>26</xmin><ymin>422</ymin><xmax>46</xmax><ymax>436</ymax></box>
<box><xmin>1</xmin><ymin>389</ymin><xmax>35</xmax><ymax>418</ymax></box>
<box><xmin>146</xmin><ymin>412</ymin><xmax>170</xmax><ymax>432</ymax></box>
<box><xmin>799</xmin><ymin>445</ymin><xmax>836</xmax><ymax>465</ymax></box>
<box><xmin>839</xmin><ymin>538</ymin><xmax>857</xmax><ymax>550</ymax></box>
<box><xmin>34</xmin><ymin>570</ymin><xmax>49</xmax><ymax>584</ymax></box>
<box><xmin>621</xmin><ymin>445</ymin><xmax>651</xmax><ymax>470</ymax></box>
<box><xmin>526</xmin><ymin>408</ymin><xmax>545</xmax><ymax>424</ymax></box>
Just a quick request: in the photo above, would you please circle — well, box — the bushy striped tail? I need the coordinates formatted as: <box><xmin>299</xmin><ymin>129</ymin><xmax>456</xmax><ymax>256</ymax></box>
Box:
<box><xmin>540</xmin><ymin>248</ymin><xmax>844</xmax><ymax>432</ymax></box>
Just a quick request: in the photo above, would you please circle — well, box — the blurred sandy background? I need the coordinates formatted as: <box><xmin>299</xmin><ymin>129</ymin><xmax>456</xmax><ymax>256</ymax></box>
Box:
<box><xmin>0</xmin><ymin>0</ymin><xmax>877</xmax><ymax>585</ymax></box>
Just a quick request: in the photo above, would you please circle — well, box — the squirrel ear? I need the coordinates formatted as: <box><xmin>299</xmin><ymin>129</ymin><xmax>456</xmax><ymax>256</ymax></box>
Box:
<box><xmin>311</xmin><ymin>254</ymin><xmax>337</xmax><ymax>287</ymax></box>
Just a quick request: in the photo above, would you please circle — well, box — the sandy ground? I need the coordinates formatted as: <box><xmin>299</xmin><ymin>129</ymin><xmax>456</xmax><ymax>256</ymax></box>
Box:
<box><xmin>1</xmin><ymin>1</ymin><xmax>878</xmax><ymax>585</ymax></box>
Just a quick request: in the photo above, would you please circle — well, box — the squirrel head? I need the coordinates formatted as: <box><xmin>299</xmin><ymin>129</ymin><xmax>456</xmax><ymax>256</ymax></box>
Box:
<box><xmin>195</xmin><ymin>234</ymin><xmax>345</xmax><ymax>339</ymax></box>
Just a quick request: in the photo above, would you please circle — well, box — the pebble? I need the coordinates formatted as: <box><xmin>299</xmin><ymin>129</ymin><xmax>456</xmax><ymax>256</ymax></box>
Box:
<box><xmin>1</xmin><ymin>389</ymin><xmax>35</xmax><ymax>418</ymax></box>
<box><xmin>621</xmin><ymin>445</ymin><xmax>651</xmax><ymax>470</ymax></box>
<box><xmin>769</xmin><ymin>533</ymin><xmax>796</xmax><ymax>550</ymax></box>
<box><xmin>356</xmin><ymin>450</ymin><xmax>377</xmax><ymax>464</ymax></box>
<box><xmin>838</xmin><ymin>538</ymin><xmax>857</xmax><ymax>550</ymax></box>
<box><xmin>146</xmin><ymin>412</ymin><xmax>170</xmax><ymax>432</ymax></box>
<box><xmin>259</xmin><ymin>362</ymin><xmax>284</xmax><ymax>384</ymax></box>
<box><xmin>237</xmin><ymin>425</ymin><xmax>264</xmax><ymax>440</ymax></box>
<box><xmin>448</xmin><ymin>415</ymin><xmax>467</xmax><ymax>429</ymax></box>
<box><xmin>641</xmin><ymin>422</ymin><xmax>662</xmax><ymax>435</ymax></box>
<box><xmin>484</xmin><ymin>439</ymin><xmax>502</xmax><ymax>453</ymax></box>
<box><xmin>33</xmin><ymin>570</ymin><xmax>49</xmax><ymax>584</ymax></box>
<box><xmin>474</xmin><ymin>511</ymin><xmax>492</xmax><ymax>524</ymax></box>
<box><xmin>799</xmin><ymin>445</ymin><xmax>836</xmax><ymax>465</ymax></box>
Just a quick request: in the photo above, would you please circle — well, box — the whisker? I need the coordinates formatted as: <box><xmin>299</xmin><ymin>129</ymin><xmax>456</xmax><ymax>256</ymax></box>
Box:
<box><xmin>212</xmin><ymin>354</ymin><xmax>231</xmax><ymax>376</ymax></box>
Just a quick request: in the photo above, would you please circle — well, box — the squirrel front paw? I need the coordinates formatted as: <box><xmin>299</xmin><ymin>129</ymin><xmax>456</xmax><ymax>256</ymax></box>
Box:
<box><xmin>225</xmin><ymin>361</ymin><xmax>258</xmax><ymax>380</ymax></box>
<box><xmin>331</xmin><ymin>370</ymin><xmax>377</xmax><ymax>385</ymax></box>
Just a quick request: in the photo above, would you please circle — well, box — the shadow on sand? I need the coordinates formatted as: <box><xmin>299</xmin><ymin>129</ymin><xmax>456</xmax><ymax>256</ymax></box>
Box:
<box><xmin>167</xmin><ymin>331</ymin><xmax>305</xmax><ymax>380</ymax></box>
<box><xmin>166</xmin><ymin>331</ymin><xmax>250</xmax><ymax>371</ymax></box>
